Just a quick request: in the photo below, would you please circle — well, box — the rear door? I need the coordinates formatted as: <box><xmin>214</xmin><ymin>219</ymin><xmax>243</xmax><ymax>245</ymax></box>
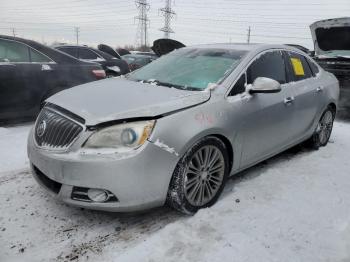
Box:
<box><xmin>284</xmin><ymin>51</ymin><xmax>321</xmax><ymax>140</ymax></box>
<box><xmin>29</xmin><ymin>47</ymin><xmax>61</xmax><ymax>103</ymax></box>
<box><xmin>237</xmin><ymin>50</ymin><xmax>296</xmax><ymax>167</ymax></box>
<box><xmin>0</xmin><ymin>38</ymin><xmax>41</xmax><ymax>117</ymax></box>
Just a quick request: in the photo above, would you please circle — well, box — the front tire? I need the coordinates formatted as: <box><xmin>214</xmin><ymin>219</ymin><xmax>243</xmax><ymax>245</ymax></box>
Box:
<box><xmin>166</xmin><ymin>137</ymin><xmax>229</xmax><ymax>214</ymax></box>
<box><xmin>307</xmin><ymin>106</ymin><xmax>335</xmax><ymax>149</ymax></box>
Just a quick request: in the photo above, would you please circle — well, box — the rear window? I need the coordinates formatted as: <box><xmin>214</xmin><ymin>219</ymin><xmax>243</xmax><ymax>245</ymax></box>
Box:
<box><xmin>30</xmin><ymin>48</ymin><xmax>53</xmax><ymax>63</ymax></box>
<box><xmin>307</xmin><ymin>58</ymin><xmax>320</xmax><ymax>76</ymax></box>
<box><xmin>78</xmin><ymin>48</ymin><xmax>100</xmax><ymax>60</ymax></box>
<box><xmin>58</xmin><ymin>47</ymin><xmax>78</xmax><ymax>58</ymax></box>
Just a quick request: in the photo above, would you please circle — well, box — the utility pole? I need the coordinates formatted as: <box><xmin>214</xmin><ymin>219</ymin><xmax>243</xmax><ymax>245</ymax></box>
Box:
<box><xmin>135</xmin><ymin>0</ymin><xmax>150</xmax><ymax>50</ymax></box>
<box><xmin>159</xmin><ymin>0</ymin><xmax>176</xmax><ymax>39</ymax></box>
<box><xmin>12</xmin><ymin>28</ymin><xmax>16</xmax><ymax>37</ymax></box>
<box><xmin>75</xmin><ymin>27</ymin><xmax>80</xmax><ymax>45</ymax></box>
<box><xmin>247</xmin><ymin>26</ymin><xmax>251</xmax><ymax>44</ymax></box>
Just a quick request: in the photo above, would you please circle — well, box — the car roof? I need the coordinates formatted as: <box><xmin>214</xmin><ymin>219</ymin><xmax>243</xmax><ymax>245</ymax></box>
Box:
<box><xmin>55</xmin><ymin>45</ymin><xmax>117</xmax><ymax>60</ymax></box>
<box><xmin>187</xmin><ymin>43</ymin><xmax>294</xmax><ymax>51</ymax></box>
<box><xmin>177</xmin><ymin>43</ymin><xmax>308</xmax><ymax>58</ymax></box>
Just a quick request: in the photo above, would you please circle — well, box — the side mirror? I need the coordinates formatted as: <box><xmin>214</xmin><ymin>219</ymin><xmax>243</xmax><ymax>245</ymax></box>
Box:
<box><xmin>248</xmin><ymin>77</ymin><xmax>281</xmax><ymax>94</ymax></box>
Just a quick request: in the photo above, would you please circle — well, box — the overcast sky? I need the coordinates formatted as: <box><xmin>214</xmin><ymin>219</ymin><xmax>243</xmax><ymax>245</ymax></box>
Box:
<box><xmin>0</xmin><ymin>0</ymin><xmax>349</xmax><ymax>49</ymax></box>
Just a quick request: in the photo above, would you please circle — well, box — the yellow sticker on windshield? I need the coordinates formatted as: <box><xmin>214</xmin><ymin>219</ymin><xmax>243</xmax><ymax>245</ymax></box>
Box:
<box><xmin>290</xmin><ymin>58</ymin><xmax>305</xmax><ymax>76</ymax></box>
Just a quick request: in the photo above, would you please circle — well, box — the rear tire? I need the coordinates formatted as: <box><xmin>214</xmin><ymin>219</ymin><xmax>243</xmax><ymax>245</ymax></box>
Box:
<box><xmin>306</xmin><ymin>106</ymin><xmax>335</xmax><ymax>149</ymax></box>
<box><xmin>166</xmin><ymin>137</ymin><xmax>229</xmax><ymax>215</ymax></box>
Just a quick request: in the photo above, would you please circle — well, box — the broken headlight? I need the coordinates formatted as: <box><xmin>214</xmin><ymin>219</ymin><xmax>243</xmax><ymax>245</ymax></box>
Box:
<box><xmin>84</xmin><ymin>120</ymin><xmax>155</xmax><ymax>150</ymax></box>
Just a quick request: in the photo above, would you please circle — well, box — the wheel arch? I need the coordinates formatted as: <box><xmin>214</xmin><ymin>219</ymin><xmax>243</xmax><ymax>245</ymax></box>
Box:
<box><xmin>328</xmin><ymin>102</ymin><xmax>337</xmax><ymax>113</ymax></box>
<box><xmin>209</xmin><ymin>134</ymin><xmax>234</xmax><ymax>174</ymax></box>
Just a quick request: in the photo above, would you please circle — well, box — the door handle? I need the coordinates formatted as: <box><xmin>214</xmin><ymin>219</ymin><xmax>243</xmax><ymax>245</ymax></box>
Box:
<box><xmin>284</xmin><ymin>96</ymin><xmax>295</xmax><ymax>105</ymax></box>
<box><xmin>41</xmin><ymin>64</ymin><xmax>53</xmax><ymax>71</ymax></box>
<box><xmin>316</xmin><ymin>86</ymin><xmax>324</xmax><ymax>93</ymax></box>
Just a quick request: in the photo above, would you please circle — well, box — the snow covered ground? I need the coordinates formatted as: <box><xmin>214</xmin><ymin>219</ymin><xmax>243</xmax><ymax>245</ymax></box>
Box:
<box><xmin>1</xmin><ymin>122</ymin><xmax>350</xmax><ymax>262</ymax></box>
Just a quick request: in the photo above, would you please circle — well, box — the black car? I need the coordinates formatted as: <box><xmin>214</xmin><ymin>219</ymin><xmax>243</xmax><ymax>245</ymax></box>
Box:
<box><xmin>122</xmin><ymin>54</ymin><xmax>155</xmax><ymax>71</ymax></box>
<box><xmin>55</xmin><ymin>45</ymin><xmax>130</xmax><ymax>77</ymax></box>
<box><xmin>0</xmin><ymin>35</ymin><xmax>105</xmax><ymax>123</ymax></box>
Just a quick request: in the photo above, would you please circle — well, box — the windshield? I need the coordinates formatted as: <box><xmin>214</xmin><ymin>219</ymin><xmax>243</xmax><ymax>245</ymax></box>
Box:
<box><xmin>128</xmin><ymin>48</ymin><xmax>246</xmax><ymax>90</ymax></box>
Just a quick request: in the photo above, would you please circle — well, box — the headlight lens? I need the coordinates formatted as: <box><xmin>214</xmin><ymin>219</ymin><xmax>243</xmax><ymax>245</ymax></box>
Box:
<box><xmin>84</xmin><ymin>120</ymin><xmax>155</xmax><ymax>150</ymax></box>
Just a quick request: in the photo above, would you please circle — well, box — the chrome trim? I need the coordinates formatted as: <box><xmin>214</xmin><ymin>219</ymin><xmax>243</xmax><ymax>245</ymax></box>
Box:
<box><xmin>33</xmin><ymin>107</ymin><xmax>86</xmax><ymax>152</ymax></box>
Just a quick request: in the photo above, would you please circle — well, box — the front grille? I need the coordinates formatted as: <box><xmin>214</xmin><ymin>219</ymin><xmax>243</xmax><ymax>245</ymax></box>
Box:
<box><xmin>35</xmin><ymin>107</ymin><xmax>84</xmax><ymax>150</ymax></box>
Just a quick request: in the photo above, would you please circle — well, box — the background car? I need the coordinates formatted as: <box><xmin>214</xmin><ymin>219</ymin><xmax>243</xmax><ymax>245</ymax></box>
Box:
<box><xmin>122</xmin><ymin>53</ymin><xmax>155</xmax><ymax>71</ymax></box>
<box><xmin>28</xmin><ymin>44</ymin><xmax>338</xmax><ymax>214</ymax></box>
<box><xmin>310</xmin><ymin>17</ymin><xmax>350</xmax><ymax>119</ymax></box>
<box><xmin>55</xmin><ymin>45</ymin><xmax>130</xmax><ymax>77</ymax></box>
<box><xmin>310</xmin><ymin>17</ymin><xmax>350</xmax><ymax>80</ymax></box>
<box><xmin>0</xmin><ymin>35</ymin><xmax>105</xmax><ymax>123</ymax></box>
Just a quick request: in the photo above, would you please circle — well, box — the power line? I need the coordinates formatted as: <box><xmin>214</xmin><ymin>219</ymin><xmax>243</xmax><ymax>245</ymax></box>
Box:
<box><xmin>159</xmin><ymin>0</ymin><xmax>176</xmax><ymax>38</ymax></box>
<box><xmin>135</xmin><ymin>0</ymin><xmax>150</xmax><ymax>48</ymax></box>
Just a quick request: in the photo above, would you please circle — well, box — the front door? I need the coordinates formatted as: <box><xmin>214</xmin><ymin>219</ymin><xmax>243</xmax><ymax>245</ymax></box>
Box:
<box><xmin>238</xmin><ymin>50</ymin><xmax>296</xmax><ymax>168</ymax></box>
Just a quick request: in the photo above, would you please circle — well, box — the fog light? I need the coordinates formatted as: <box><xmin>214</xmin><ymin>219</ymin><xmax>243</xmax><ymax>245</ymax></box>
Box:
<box><xmin>87</xmin><ymin>189</ymin><xmax>109</xmax><ymax>202</ymax></box>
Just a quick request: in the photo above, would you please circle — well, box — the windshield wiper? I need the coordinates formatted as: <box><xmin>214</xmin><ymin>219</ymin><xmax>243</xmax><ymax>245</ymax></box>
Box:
<box><xmin>142</xmin><ymin>79</ymin><xmax>199</xmax><ymax>91</ymax></box>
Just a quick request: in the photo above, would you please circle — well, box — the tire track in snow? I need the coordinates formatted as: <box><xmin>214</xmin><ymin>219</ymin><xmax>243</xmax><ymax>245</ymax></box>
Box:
<box><xmin>0</xmin><ymin>169</ymin><xmax>31</xmax><ymax>185</ymax></box>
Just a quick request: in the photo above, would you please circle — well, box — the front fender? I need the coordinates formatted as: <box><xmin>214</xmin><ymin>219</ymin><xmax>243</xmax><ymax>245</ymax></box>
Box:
<box><xmin>148</xmin><ymin>101</ymin><xmax>240</xmax><ymax>172</ymax></box>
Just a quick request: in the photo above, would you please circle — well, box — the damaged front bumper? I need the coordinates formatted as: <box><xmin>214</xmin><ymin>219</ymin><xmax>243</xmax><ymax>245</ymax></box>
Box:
<box><xmin>27</xmin><ymin>128</ymin><xmax>179</xmax><ymax>212</ymax></box>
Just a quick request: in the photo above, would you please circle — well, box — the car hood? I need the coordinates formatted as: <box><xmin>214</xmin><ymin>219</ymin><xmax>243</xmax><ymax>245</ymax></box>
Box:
<box><xmin>151</xmin><ymin>39</ymin><xmax>186</xmax><ymax>56</ymax></box>
<box><xmin>310</xmin><ymin>17</ymin><xmax>350</xmax><ymax>56</ymax></box>
<box><xmin>97</xmin><ymin>44</ymin><xmax>121</xmax><ymax>59</ymax></box>
<box><xmin>46</xmin><ymin>78</ymin><xmax>210</xmax><ymax>126</ymax></box>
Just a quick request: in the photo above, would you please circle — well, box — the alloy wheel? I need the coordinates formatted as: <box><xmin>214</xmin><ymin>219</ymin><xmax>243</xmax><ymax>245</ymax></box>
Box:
<box><xmin>184</xmin><ymin>145</ymin><xmax>225</xmax><ymax>206</ymax></box>
<box><xmin>316</xmin><ymin>110</ymin><xmax>334</xmax><ymax>145</ymax></box>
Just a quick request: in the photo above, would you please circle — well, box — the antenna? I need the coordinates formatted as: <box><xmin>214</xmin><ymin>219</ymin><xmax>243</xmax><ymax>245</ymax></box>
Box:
<box><xmin>159</xmin><ymin>0</ymin><xmax>176</xmax><ymax>39</ymax></box>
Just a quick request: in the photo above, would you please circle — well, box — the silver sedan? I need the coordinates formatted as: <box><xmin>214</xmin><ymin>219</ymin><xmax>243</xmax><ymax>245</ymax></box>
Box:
<box><xmin>27</xmin><ymin>44</ymin><xmax>339</xmax><ymax>214</ymax></box>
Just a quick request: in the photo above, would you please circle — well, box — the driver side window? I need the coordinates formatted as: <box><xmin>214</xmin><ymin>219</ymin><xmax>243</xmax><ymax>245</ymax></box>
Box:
<box><xmin>247</xmin><ymin>51</ymin><xmax>286</xmax><ymax>85</ymax></box>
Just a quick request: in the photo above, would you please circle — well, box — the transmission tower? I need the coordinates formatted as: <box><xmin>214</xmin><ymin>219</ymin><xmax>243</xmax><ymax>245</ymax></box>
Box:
<box><xmin>135</xmin><ymin>0</ymin><xmax>150</xmax><ymax>49</ymax></box>
<box><xmin>159</xmin><ymin>0</ymin><xmax>176</xmax><ymax>38</ymax></box>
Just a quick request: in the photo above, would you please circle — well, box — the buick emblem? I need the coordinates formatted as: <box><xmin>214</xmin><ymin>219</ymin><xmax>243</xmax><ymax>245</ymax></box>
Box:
<box><xmin>36</xmin><ymin>120</ymin><xmax>47</xmax><ymax>137</ymax></box>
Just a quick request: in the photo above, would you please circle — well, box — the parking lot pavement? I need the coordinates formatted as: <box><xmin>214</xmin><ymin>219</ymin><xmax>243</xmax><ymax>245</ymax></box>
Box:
<box><xmin>1</xmin><ymin>121</ymin><xmax>350</xmax><ymax>262</ymax></box>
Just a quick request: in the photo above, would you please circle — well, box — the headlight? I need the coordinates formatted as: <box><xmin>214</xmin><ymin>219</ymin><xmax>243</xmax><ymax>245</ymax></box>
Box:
<box><xmin>84</xmin><ymin>120</ymin><xmax>155</xmax><ymax>151</ymax></box>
